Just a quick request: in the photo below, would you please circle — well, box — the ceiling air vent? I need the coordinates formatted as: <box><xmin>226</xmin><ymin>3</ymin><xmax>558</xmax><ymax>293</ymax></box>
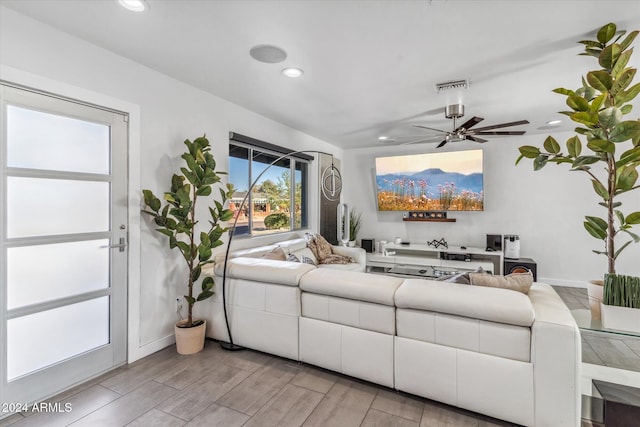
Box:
<box><xmin>434</xmin><ymin>79</ymin><xmax>469</xmax><ymax>94</ymax></box>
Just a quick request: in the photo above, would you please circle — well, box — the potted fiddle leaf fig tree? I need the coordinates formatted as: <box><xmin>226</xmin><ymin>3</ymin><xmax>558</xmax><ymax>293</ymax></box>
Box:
<box><xmin>517</xmin><ymin>22</ymin><xmax>640</xmax><ymax>324</ymax></box>
<box><xmin>143</xmin><ymin>135</ymin><xmax>234</xmax><ymax>354</ymax></box>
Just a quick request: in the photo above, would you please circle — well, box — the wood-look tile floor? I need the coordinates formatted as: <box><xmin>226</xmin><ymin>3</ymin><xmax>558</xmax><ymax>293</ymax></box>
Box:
<box><xmin>1</xmin><ymin>341</ymin><xmax>538</xmax><ymax>427</ymax></box>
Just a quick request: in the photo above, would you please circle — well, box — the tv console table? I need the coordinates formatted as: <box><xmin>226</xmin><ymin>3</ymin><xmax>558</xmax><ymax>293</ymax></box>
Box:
<box><xmin>366</xmin><ymin>243</ymin><xmax>503</xmax><ymax>279</ymax></box>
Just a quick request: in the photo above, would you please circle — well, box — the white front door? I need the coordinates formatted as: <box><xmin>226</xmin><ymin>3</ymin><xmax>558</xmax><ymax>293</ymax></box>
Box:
<box><xmin>0</xmin><ymin>84</ymin><xmax>128</xmax><ymax>406</ymax></box>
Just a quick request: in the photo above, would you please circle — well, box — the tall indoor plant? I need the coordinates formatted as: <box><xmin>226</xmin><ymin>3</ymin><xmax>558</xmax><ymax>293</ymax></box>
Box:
<box><xmin>517</xmin><ymin>22</ymin><xmax>640</xmax><ymax>320</ymax></box>
<box><xmin>143</xmin><ymin>135</ymin><xmax>234</xmax><ymax>354</ymax></box>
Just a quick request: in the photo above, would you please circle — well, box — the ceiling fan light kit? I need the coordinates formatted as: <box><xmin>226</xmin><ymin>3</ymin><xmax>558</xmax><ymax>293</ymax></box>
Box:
<box><xmin>434</xmin><ymin>79</ymin><xmax>469</xmax><ymax>94</ymax></box>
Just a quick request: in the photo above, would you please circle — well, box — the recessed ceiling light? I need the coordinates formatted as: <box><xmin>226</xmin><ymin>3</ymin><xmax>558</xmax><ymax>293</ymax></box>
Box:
<box><xmin>250</xmin><ymin>45</ymin><xmax>287</xmax><ymax>64</ymax></box>
<box><xmin>119</xmin><ymin>0</ymin><xmax>148</xmax><ymax>12</ymax></box>
<box><xmin>546</xmin><ymin>119</ymin><xmax>562</xmax><ymax>125</ymax></box>
<box><xmin>282</xmin><ymin>68</ymin><xmax>304</xmax><ymax>78</ymax></box>
<box><xmin>378</xmin><ymin>136</ymin><xmax>389</xmax><ymax>141</ymax></box>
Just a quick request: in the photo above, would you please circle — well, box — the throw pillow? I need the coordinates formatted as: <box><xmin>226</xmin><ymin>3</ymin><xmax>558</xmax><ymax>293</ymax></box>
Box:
<box><xmin>287</xmin><ymin>253</ymin><xmax>301</xmax><ymax>263</ymax></box>
<box><xmin>307</xmin><ymin>233</ymin><xmax>333</xmax><ymax>261</ymax></box>
<box><xmin>260</xmin><ymin>247</ymin><xmax>286</xmax><ymax>261</ymax></box>
<box><xmin>469</xmin><ymin>271</ymin><xmax>533</xmax><ymax>294</ymax></box>
<box><xmin>301</xmin><ymin>255</ymin><xmax>316</xmax><ymax>265</ymax></box>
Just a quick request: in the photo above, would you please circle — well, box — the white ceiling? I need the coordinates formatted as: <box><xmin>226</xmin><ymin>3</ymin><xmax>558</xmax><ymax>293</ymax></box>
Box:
<box><xmin>2</xmin><ymin>0</ymin><xmax>640</xmax><ymax>149</ymax></box>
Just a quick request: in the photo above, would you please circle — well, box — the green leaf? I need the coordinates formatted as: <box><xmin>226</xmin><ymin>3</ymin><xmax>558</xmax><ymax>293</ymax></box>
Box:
<box><xmin>591</xmin><ymin>179</ymin><xmax>609</xmax><ymax>200</ymax></box>
<box><xmin>196</xmin><ymin>185</ymin><xmax>212</xmax><ymax>196</ymax></box>
<box><xmin>196</xmin><ymin>290</ymin><xmax>214</xmax><ymax>302</ymax></box>
<box><xmin>610</xmin><ymin>121</ymin><xmax>640</xmax><ymax>142</ymax></box>
<box><xmin>220</xmin><ymin>210</ymin><xmax>234</xmax><ymax>222</ymax></box>
<box><xmin>176</xmin><ymin>241</ymin><xmax>190</xmax><ymax>254</ymax></box>
<box><xmin>191</xmin><ymin>265</ymin><xmax>201</xmax><ymax>282</ymax></box>
<box><xmin>589</xmin><ymin>93</ymin><xmax>607</xmax><ymax>112</ymax></box>
<box><xmin>543</xmin><ymin>136</ymin><xmax>561</xmax><ymax>154</ymax></box>
<box><xmin>142</xmin><ymin>190</ymin><xmax>161</xmax><ymax>212</ymax></box>
<box><xmin>200</xmin><ymin>231</ymin><xmax>210</xmax><ymax>247</ymax></box>
<box><xmin>619</xmin><ymin>30</ymin><xmax>639</xmax><ymax>51</ymax></box>
<box><xmin>572</xmin><ymin>156</ymin><xmax>600</xmax><ymax>168</ymax></box>
<box><xmin>626</xmin><ymin>211</ymin><xmax>640</xmax><ymax>225</ymax></box>
<box><xmin>182</xmin><ymin>153</ymin><xmax>198</xmax><ymax>173</ymax></box>
<box><xmin>169</xmin><ymin>236</ymin><xmax>178</xmax><ymax>249</ymax></box>
<box><xmin>598</xmin><ymin>107</ymin><xmax>623</xmax><ymax>129</ymax></box>
<box><xmin>599</xmin><ymin>43</ymin><xmax>622</xmax><ymax>70</ymax></box>
<box><xmin>610</xmin><ymin>68</ymin><xmax>636</xmax><ymax>96</ymax></box>
<box><xmin>202</xmin><ymin>276</ymin><xmax>214</xmax><ymax>291</ymax></box>
<box><xmin>615</xmin><ymin>210</ymin><xmax>625</xmax><ymax>225</ymax></box>
<box><xmin>580</xmin><ymin>49</ymin><xmax>602</xmax><ymax>59</ymax></box>
<box><xmin>611</xmin><ymin>49</ymin><xmax>632</xmax><ymax>79</ymax></box>
<box><xmin>156</xmin><ymin>228</ymin><xmax>173</xmax><ymax>237</ymax></box>
<box><xmin>587</xmin><ymin>139</ymin><xmax>615</xmax><ymax>153</ymax></box>
<box><xmin>566</xmin><ymin>136</ymin><xmax>582</xmax><ymax>157</ymax></box>
<box><xmin>566</xmin><ymin>95</ymin><xmax>590</xmax><ymax>111</ymax></box>
<box><xmin>571</xmin><ymin>111</ymin><xmax>598</xmax><ymax>126</ymax></box>
<box><xmin>620</xmin><ymin>104</ymin><xmax>633</xmax><ymax>115</ymax></box>
<box><xmin>533</xmin><ymin>155</ymin><xmax>549</xmax><ymax>171</ymax></box>
<box><xmin>519</xmin><ymin>145</ymin><xmax>541</xmax><ymax>158</ymax></box>
<box><xmin>586</xmin><ymin>215</ymin><xmax>608</xmax><ymax>232</ymax></box>
<box><xmin>552</xmin><ymin>87</ymin><xmax>575</xmax><ymax>96</ymax></box>
<box><xmin>614</xmin><ymin>240</ymin><xmax>633</xmax><ymax>259</ymax></box>
<box><xmin>599</xmin><ymin>201</ymin><xmax>622</xmax><ymax>208</ymax></box>
<box><xmin>579</xmin><ymin>40</ymin><xmax>604</xmax><ymax>49</ymax></box>
<box><xmin>584</xmin><ymin>221</ymin><xmax>607</xmax><ymax>240</ymax></box>
<box><xmin>184</xmin><ymin>295</ymin><xmax>196</xmax><ymax>306</ymax></box>
<box><xmin>597</xmin><ymin>23</ymin><xmax>617</xmax><ymax>44</ymax></box>
<box><xmin>617</xmin><ymin>166</ymin><xmax>638</xmax><ymax>191</ymax></box>
<box><xmin>180</xmin><ymin>167</ymin><xmax>199</xmax><ymax>185</ymax></box>
<box><xmin>586</xmin><ymin>71</ymin><xmax>612</xmax><ymax>92</ymax></box>
<box><xmin>620</xmin><ymin>83</ymin><xmax>640</xmax><ymax>103</ymax></box>
<box><xmin>198</xmin><ymin>246</ymin><xmax>212</xmax><ymax>262</ymax></box>
<box><xmin>621</xmin><ymin>228</ymin><xmax>640</xmax><ymax>243</ymax></box>
<box><xmin>171</xmin><ymin>174</ymin><xmax>184</xmax><ymax>193</ymax></box>
<box><xmin>617</xmin><ymin>147</ymin><xmax>640</xmax><ymax>166</ymax></box>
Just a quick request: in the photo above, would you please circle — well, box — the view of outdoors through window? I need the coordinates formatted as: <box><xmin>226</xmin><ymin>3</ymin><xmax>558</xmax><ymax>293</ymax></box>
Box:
<box><xmin>229</xmin><ymin>142</ymin><xmax>307</xmax><ymax>236</ymax></box>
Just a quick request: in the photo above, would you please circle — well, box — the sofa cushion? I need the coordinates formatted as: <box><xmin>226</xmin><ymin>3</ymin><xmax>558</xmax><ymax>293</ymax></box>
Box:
<box><xmin>318</xmin><ymin>263</ymin><xmax>364</xmax><ymax>272</ymax></box>
<box><xmin>290</xmin><ymin>247</ymin><xmax>318</xmax><ymax>265</ymax></box>
<box><xmin>395</xmin><ymin>279</ymin><xmax>535</xmax><ymax>326</ymax></box>
<box><xmin>300</xmin><ymin>268</ymin><xmax>404</xmax><ymax>306</ymax></box>
<box><xmin>469</xmin><ymin>271</ymin><xmax>533</xmax><ymax>294</ymax></box>
<box><xmin>214</xmin><ymin>257</ymin><xmax>316</xmax><ymax>286</ymax></box>
<box><xmin>261</xmin><ymin>247</ymin><xmax>287</xmax><ymax>261</ymax></box>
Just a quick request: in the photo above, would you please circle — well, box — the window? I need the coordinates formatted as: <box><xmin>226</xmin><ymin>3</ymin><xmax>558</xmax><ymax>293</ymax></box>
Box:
<box><xmin>229</xmin><ymin>133</ymin><xmax>310</xmax><ymax>236</ymax></box>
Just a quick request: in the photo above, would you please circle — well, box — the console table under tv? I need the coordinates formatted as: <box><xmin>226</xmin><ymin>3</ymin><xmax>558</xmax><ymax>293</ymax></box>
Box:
<box><xmin>365</xmin><ymin>243</ymin><xmax>503</xmax><ymax>278</ymax></box>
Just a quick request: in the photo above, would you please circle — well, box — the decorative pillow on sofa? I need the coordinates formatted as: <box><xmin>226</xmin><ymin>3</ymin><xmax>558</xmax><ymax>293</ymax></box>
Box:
<box><xmin>469</xmin><ymin>271</ymin><xmax>534</xmax><ymax>294</ymax></box>
<box><xmin>260</xmin><ymin>247</ymin><xmax>286</xmax><ymax>261</ymax></box>
<box><xmin>286</xmin><ymin>253</ymin><xmax>316</xmax><ymax>266</ymax></box>
<box><xmin>287</xmin><ymin>253</ymin><xmax>300</xmax><ymax>263</ymax></box>
<box><xmin>291</xmin><ymin>247</ymin><xmax>318</xmax><ymax>265</ymax></box>
<box><xmin>307</xmin><ymin>233</ymin><xmax>333</xmax><ymax>261</ymax></box>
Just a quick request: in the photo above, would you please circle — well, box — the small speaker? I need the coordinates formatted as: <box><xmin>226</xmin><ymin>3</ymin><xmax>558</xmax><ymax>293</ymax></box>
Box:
<box><xmin>504</xmin><ymin>257</ymin><xmax>537</xmax><ymax>281</ymax></box>
<box><xmin>361</xmin><ymin>238</ymin><xmax>375</xmax><ymax>253</ymax></box>
<box><xmin>486</xmin><ymin>234</ymin><xmax>502</xmax><ymax>251</ymax></box>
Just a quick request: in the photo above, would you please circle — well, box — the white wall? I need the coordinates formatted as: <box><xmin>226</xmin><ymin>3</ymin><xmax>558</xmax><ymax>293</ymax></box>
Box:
<box><xmin>342</xmin><ymin>134</ymin><xmax>640</xmax><ymax>286</ymax></box>
<box><xmin>0</xmin><ymin>7</ymin><xmax>342</xmax><ymax>361</ymax></box>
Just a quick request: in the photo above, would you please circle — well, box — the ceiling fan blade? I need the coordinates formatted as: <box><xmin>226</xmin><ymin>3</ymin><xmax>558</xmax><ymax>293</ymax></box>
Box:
<box><xmin>472</xmin><ymin>120</ymin><xmax>530</xmax><ymax>132</ymax></box>
<box><xmin>466</xmin><ymin>135</ymin><xmax>488</xmax><ymax>143</ymax></box>
<box><xmin>413</xmin><ymin>124</ymin><xmax>447</xmax><ymax>133</ymax></box>
<box><xmin>436</xmin><ymin>140</ymin><xmax>448</xmax><ymax>148</ymax></box>
<box><xmin>474</xmin><ymin>130</ymin><xmax>527</xmax><ymax>136</ymax></box>
<box><xmin>400</xmin><ymin>136</ymin><xmax>443</xmax><ymax>145</ymax></box>
<box><xmin>454</xmin><ymin>116</ymin><xmax>484</xmax><ymax>132</ymax></box>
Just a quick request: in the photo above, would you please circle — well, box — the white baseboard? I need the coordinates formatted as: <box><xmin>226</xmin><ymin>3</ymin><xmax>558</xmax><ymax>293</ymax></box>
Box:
<box><xmin>539</xmin><ymin>277</ymin><xmax>587</xmax><ymax>288</ymax></box>
<box><xmin>129</xmin><ymin>335</ymin><xmax>175</xmax><ymax>363</ymax></box>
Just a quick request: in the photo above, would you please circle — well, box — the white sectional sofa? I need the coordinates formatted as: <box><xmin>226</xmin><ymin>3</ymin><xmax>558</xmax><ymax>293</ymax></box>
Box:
<box><xmin>206</xmin><ymin>237</ymin><xmax>581</xmax><ymax>427</ymax></box>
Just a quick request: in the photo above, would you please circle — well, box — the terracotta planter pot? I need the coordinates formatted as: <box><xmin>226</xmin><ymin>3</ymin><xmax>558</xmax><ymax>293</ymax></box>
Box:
<box><xmin>174</xmin><ymin>319</ymin><xmax>206</xmax><ymax>355</ymax></box>
<box><xmin>587</xmin><ymin>280</ymin><xmax>604</xmax><ymax>320</ymax></box>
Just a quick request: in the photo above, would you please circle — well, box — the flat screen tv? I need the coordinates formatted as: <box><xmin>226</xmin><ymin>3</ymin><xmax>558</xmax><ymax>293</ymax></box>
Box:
<box><xmin>375</xmin><ymin>149</ymin><xmax>483</xmax><ymax>211</ymax></box>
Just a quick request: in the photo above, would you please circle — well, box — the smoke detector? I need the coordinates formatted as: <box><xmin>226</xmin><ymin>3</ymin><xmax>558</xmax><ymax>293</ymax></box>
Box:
<box><xmin>434</xmin><ymin>79</ymin><xmax>469</xmax><ymax>94</ymax></box>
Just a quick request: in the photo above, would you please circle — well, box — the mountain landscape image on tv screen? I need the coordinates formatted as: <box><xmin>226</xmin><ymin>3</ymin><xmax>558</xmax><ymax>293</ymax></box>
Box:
<box><xmin>375</xmin><ymin>149</ymin><xmax>483</xmax><ymax>211</ymax></box>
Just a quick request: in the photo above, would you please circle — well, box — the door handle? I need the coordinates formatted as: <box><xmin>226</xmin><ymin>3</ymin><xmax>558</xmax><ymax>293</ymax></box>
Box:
<box><xmin>103</xmin><ymin>237</ymin><xmax>127</xmax><ymax>252</ymax></box>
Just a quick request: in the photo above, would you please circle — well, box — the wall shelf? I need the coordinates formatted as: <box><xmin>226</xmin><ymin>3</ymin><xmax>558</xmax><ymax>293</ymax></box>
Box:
<box><xmin>402</xmin><ymin>218</ymin><xmax>456</xmax><ymax>222</ymax></box>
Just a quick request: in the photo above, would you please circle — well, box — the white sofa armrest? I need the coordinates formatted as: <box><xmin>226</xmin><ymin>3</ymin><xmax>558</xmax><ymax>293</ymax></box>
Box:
<box><xmin>331</xmin><ymin>245</ymin><xmax>366</xmax><ymax>267</ymax></box>
<box><xmin>528</xmin><ymin>283</ymin><xmax>581</xmax><ymax>427</ymax></box>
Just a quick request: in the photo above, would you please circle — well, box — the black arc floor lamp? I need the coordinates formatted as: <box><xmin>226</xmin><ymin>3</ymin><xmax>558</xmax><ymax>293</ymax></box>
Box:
<box><xmin>219</xmin><ymin>150</ymin><xmax>342</xmax><ymax>351</ymax></box>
